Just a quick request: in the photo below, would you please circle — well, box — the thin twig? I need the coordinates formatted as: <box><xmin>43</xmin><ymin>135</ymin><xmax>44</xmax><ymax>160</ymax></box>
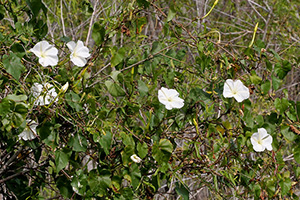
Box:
<box><xmin>60</xmin><ymin>0</ymin><xmax>66</xmax><ymax>36</ymax></box>
<box><xmin>85</xmin><ymin>0</ymin><xmax>99</xmax><ymax>46</ymax></box>
<box><xmin>0</xmin><ymin>169</ymin><xmax>30</xmax><ymax>184</ymax></box>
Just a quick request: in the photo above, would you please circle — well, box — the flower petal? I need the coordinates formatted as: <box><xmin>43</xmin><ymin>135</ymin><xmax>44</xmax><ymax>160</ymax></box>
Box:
<box><xmin>18</xmin><ymin>120</ymin><xmax>38</xmax><ymax>141</ymax></box>
<box><xmin>223</xmin><ymin>79</ymin><xmax>235</xmax><ymax>98</ymax></box>
<box><xmin>170</xmin><ymin>97</ymin><xmax>184</xmax><ymax>109</ymax></box>
<box><xmin>45</xmin><ymin>46</ymin><xmax>58</xmax><ymax>56</ymax></box>
<box><xmin>75</xmin><ymin>47</ymin><xmax>91</xmax><ymax>58</ymax></box>
<box><xmin>39</xmin><ymin>55</ymin><xmax>58</xmax><ymax>67</ymax></box>
<box><xmin>233</xmin><ymin>80</ymin><xmax>250</xmax><ymax>102</ymax></box>
<box><xmin>70</xmin><ymin>54</ymin><xmax>87</xmax><ymax>67</ymax></box>
<box><xmin>67</xmin><ymin>41</ymin><xmax>76</xmax><ymax>51</ymax></box>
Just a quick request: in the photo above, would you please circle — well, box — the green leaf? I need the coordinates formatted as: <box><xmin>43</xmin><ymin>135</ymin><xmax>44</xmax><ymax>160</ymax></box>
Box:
<box><xmin>150</xmin><ymin>41</ymin><xmax>161</xmax><ymax>54</ymax></box>
<box><xmin>159</xmin><ymin>139</ymin><xmax>173</xmax><ymax>153</ymax></box>
<box><xmin>92</xmin><ymin>22</ymin><xmax>106</xmax><ymax>45</ymax></box>
<box><xmin>189</xmin><ymin>87</ymin><xmax>212</xmax><ymax>105</ymax></box>
<box><xmin>12</xmin><ymin>112</ymin><xmax>25</xmax><ymax>127</ymax></box>
<box><xmin>255</xmin><ymin>115</ymin><xmax>264</xmax><ymax>126</ymax></box>
<box><xmin>130</xmin><ymin>164</ymin><xmax>141</xmax><ymax>189</ymax></box>
<box><xmin>250</xmin><ymin>71</ymin><xmax>262</xmax><ymax>85</ymax></box>
<box><xmin>56</xmin><ymin>176</ymin><xmax>72</xmax><ymax>198</ymax></box>
<box><xmin>266</xmin><ymin>177</ymin><xmax>276</xmax><ymax>196</ymax></box>
<box><xmin>120</xmin><ymin>132</ymin><xmax>135</xmax><ymax>147</ymax></box>
<box><xmin>105</xmin><ymin>80</ymin><xmax>126</xmax><ymax>97</ymax></box>
<box><xmin>55</xmin><ymin>149</ymin><xmax>70</xmax><ymax>172</ymax></box>
<box><xmin>88</xmin><ymin>172</ymin><xmax>111</xmax><ymax>197</ymax></box>
<box><xmin>281</xmin><ymin>125</ymin><xmax>296</xmax><ymax>142</ymax></box>
<box><xmin>253</xmin><ymin>184</ymin><xmax>261</xmax><ymax>199</ymax></box>
<box><xmin>26</xmin><ymin>0</ymin><xmax>47</xmax><ymax>18</ymax></box>
<box><xmin>0</xmin><ymin>98</ymin><xmax>11</xmax><ymax>116</ymax></box>
<box><xmin>137</xmin><ymin>142</ymin><xmax>148</xmax><ymax>159</ymax></box>
<box><xmin>68</xmin><ymin>133</ymin><xmax>87</xmax><ymax>152</ymax></box>
<box><xmin>6</xmin><ymin>94</ymin><xmax>27</xmax><ymax>102</ymax></box>
<box><xmin>65</xmin><ymin>91</ymin><xmax>83</xmax><ymax>111</ymax></box>
<box><xmin>261</xmin><ymin>80</ymin><xmax>270</xmax><ymax>94</ymax></box>
<box><xmin>14</xmin><ymin>102</ymin><xmax>28</xmax><ymax>114</ymax></box>
<box><xmin>138</xmin><ymin>80</ymin><xmax>148</xmax><ymax>96</ymax></box>
<box><xmin>136</xmin><ymin>0</ymin><xmax>150</xmax><ymax>8</ymax></box>
<box><xmin>243</xmin><ymin>111</ymin><xmax>254</xmax><ymax>128</ymax></box>
<box><xmin>111</xmin><ymin>47</ymin><xmax>126</xmax><ymax>68</ymax></box>
<box><xmin>297</xmin><ymin>101</ymin><xmax>300</xmax><ymax>120</ymax></box>
<box><xmin>272</xmin><ymin>75</ymin><xmax>281</xmax><ymax>91</ymax></box>
<box><xmin>274</xmin><ymin>98</ymin><xmax>290</xmax><ymax>114</ymax></box>
<box><xmin>152</xmin><ymin>139</ymin><xmax>173</xmax><ymax>164</ymax></box>
<box><xmin>167</xmin><ymin>6</ymin><xmax>176</xmax><ymax>22</ymax></box>
<box><xmin>99</xmin><ymin>131</ymin><xmax>112</xmax><ymax>155</ymax></box>
<box><xmin>110</xmin><ymin>70</ymin><xmax>122</xmax><ymax>82</ymax></box>
<box><xmin>40</xmin><ymin>123</ymin><xmax>58</xmax><ymax>148</ymax></box>
<box><xmin>275</xmin><ymin>60</ymin><xmax>291</xmax><ymax>79</ymax></box>
<box><xmin>163</xmin><ymin>70</ymin><xmax>175</xmax><ymax>87</ymax></box>
<box><xmin>60</xmin><ymin>36</ymin><xmax>71</xmax><ymax>43</ymax></box>
<box><xmin>121</xmin><ymin>145</ymin><xmax>135</xmax><ymax>166</ymax></box>
<box><xmin>294</xmin><ymin>145</ymin><xmax>300</xmax><ymax>164</ymax></box>
<box><xmin>0</xmin><ymin>5</ymin><xmax>4</xmax><ymax>20</ymax></box>
<box><xmin>11</xmin><ymin>43</ymin><xmax>25</xmax><ymax>53</ymax></box>
<box><xmin>2</xmin><ymin>52</ymin><xmax>25</xmax><ymax>80</ymax></box>
<box><xmin>175</xmin><ymin>182</ymin><xmax>189</xmax><ymax>200</ymax></box>
<box><xmin>279</xmin><ymin>178</ymin><xmax>291</xmax><ymax>196</ymax></box>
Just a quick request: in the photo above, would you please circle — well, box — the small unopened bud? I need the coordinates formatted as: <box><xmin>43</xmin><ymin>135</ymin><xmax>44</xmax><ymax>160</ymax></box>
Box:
<box><xmin>261</xmin><ymin>48</ymin><xmax>266</xmax><ymax>53</ymax></box>
<box><xmin>61</xmin><ymin>82</ymin><xmax>69</xmax><ymax>93</ymax></box>
<box><xmin>130</xmin><ymin>154</ymin><xmax>142</xmax><ymax>163</ymax></box>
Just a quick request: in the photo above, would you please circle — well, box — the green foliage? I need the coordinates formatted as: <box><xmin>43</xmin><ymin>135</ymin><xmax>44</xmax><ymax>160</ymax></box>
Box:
<box><xmin>1</xmin><ymin>0</ymin><xmax>300</xmax><ymax>199</ymax></box>
<box><xmin>2</xmin><ymin>52</ymin><xmax>25</xmax><ymax>80</ymax></box>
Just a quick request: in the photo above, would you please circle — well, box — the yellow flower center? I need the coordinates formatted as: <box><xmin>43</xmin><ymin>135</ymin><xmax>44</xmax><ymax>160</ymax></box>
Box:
<box><xmin>257</xmin><ymin>139</ymin><xmax>262</xmax><ymax>145</ymax></box>
<box><xmin>40</xmin><ymin>52</ymin><xmax>46</xmax><ymax>58</ymax></box>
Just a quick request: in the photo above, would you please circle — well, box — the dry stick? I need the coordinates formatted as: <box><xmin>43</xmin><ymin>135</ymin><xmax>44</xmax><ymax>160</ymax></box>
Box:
<box><xmin>85</xmin><ymin>0</ymin><xmax>99</xmax><ymax>46</ymax></box>
<box><xmin>87</xmin><ymin>42</ymin><xmax>180</xmax><ymax>88</ymax></box>
<box><xmin>151</xmin><ymin>2</ymin><xmax>197</xmax><ymax>44</ymax></box>
<box><xmin>88</xmin><ymin>63</ymin><xmax>111</xmax><ymax>80</ymax></box>
<box><xmin>0</xmin><ymin>147</ymin><xmax>23</xmax><ymax>175</ymax></box>
<box><xmin>247</xmin><ymin>0</ymin><xmax>266</xmax><ymax>23</ymax></box>
<box><xmin>0</xmin><ymin>169</ymin><xmax>30</xmax><ymax>184</ymax></box>
<box><xmin>60</xmin><ymin>0</ymin><xmax>66</xmax><ymax>36</ymax></box>
<box><xmin>262</xmin><ymin>8</ymin><xmax>273</xmax><ymax>42</ymax></box>
<box><xmin>120</xmin><ymin>42</ymin><xmax>180</xmax><ymax>72</ymax></box>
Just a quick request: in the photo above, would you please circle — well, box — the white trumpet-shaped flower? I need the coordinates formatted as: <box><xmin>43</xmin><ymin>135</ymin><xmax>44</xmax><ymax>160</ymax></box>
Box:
<box><xmin>31</xmin><ymin>82</ymin><xmax>58</xmax><ymax>106</ymax></box>
<box><xmin>158</xmin><ymin>87</ymin><xmax>184</xmax><ymax>110</ymax></box>
<box><xmin>29</xmin><ymin>41</ymin><xmax>58</xmax><ymax>67</ymax></box>
<box><xmin>67</xmin><ymin>40</ymin><xmax>90</xmax><ymax>67</ymax></box>
<box><xmin>223</xmin><ymin>79</ymin><xmax>250</xmax><ymax>102</ymax></box>
<box><xmin>250</xmin><ymin>128</ymin><xmax>273</xmax><ymax>152</ymax></box>
<box><xmin>130</xmin><ymin>154</ymin><xmax>142</xmax><ymax>163</ymax></box>
<box><xmin>18</xmin><ymin>120</ymin><xmax>38</xmax><ymax>141</ymax></box>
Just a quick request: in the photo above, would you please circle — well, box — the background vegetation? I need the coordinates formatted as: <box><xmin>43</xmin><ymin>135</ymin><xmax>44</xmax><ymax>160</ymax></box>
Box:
<box><xmin>1</xmin><ymin>0</ymin><xmax>300</xmax><ymax>199</ymax></box>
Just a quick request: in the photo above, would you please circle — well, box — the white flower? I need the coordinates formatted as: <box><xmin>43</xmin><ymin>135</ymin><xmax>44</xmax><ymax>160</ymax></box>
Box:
<box><xmin>158</xmin><ymin>87</ymin><xmax>184</xmax><ymax>110</ymax></box>
<box><xmin>67</xmin><ymin>40</ymin><xmax>90</xmax><ymax>67</ymax></box>
<box><xmin>60</xmin><ymin>82</ymin><xmax>69</xmax><ymax>93</ymax></box>
<box><xmin>18</xmin><ymin>120</ymin><xmax>38</xmax><ymax>141</ymax></box>
<box><xmin>31</xmin><ymin>82</ymin><xmax>58</xmax><ymax>106</ymax></box>
<box><xmin>223</xmin><ymin>79</ymin><xmax>250</xmax><ymax>102</ymax></box>
<box><xmin>29</xmin><ymin>41</ymin><xmax>58</xmax><ymax>67</ymax></box>
<box><xmin>130</xmin><ymin>154</ymin><xmax>142</xmax><ymax>163</ymax></box>
<box><xmin>250</xmin><ymin>128</ymin><xmax>273</xmax><ymax>152</ymax></box>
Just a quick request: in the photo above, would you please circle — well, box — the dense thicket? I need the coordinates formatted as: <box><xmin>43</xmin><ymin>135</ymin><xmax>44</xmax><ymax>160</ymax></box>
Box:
<box><xmin>1</xmin><ymin>0</ymin><xmax>300</xmax><ymax>199</ymax></box>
